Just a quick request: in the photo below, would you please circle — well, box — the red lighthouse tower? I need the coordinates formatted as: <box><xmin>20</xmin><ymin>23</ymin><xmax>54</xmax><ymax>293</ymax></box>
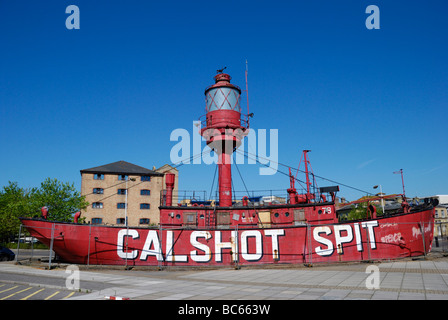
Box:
<box><xmin>201</xmin><ymin>70</ymin><xmax>249</xmax><ymax>207</ymax></box>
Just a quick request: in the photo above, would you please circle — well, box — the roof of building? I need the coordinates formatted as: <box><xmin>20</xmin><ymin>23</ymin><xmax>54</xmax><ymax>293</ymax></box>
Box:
<box><xmin>156</xmin><ymin>163</ymin><xmax>178</xmax><ymax>172</ymax></box>
<box><xmin>80</xmin><ymin>161</ymin><xmax>164</xmax><ymax>176</ymax></box>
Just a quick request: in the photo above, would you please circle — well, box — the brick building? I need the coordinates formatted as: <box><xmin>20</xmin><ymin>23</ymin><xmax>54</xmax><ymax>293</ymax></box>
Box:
<box><xmin>80</xmin><ymin>161</ymin><xmax>178</xmax><ymax>226</ymax></box>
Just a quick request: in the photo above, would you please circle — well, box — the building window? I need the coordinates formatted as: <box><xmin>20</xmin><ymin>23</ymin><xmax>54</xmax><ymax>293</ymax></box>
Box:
<box><xmin>141</xmin><ymin>176</ymin><xmax>151</xmax><ymax>182</ymax></box>
<box><xmin>118</xmin><ymin>174</ymin><xmax>128</xmax><ymax>181</ymax></box>
<box><xmin>117</xmin><ymin>189</ymin><xmax>127</xmax><ymax>195</ymax></box>
<box><xmin>91</xmin><ymin>218</ymin><xmax>102</xmax><ymax>224</ymax></box>
<box><xmin>92</xmin><ymin>202</ymin><xmax>103</xmax><ymax>209</ymax></box>
<box><xmin>139</xmin><ymin>218</ymin><xmax>150</xmax><ymax>225</ymax></box>
<box><xmin>94</xmin><ymin>174</ymin><xmax>104</xmax><ymax>180</ymax></box>
<box><xmin>116</xmin><ymin>218</ymin><xmax>126</xmax><ymax>225</ymax></box>
<box><xmin>140</xmin><ymin>203</ymin><xmax>150</xmax><ymax>210</ymax></box>
<box><xmin>117</xmin><ymin>203</ymin><xmax>127</xmax><ymax>209</ymax></box>
<box><xmin>141</xmin><ymin>189</ymin><xmax>151</xmax><ymax>196</ymax></box>
<box><xmin>93</xmin><ymin>188</ymin><xmax>104</xmax><ymax>194</ymax></box>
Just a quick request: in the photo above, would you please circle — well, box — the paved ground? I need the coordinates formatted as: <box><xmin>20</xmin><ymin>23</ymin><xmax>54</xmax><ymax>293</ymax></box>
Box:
<box><xmin>1</xmin><ymin>251</ymin><xmax>448</xmax><ymax>300</ymax></box>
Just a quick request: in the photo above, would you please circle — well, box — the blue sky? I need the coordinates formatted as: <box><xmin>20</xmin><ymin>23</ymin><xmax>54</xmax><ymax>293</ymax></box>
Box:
<box><xmin>0</xmin><ymin>0</ymin><xmax>447</xmax><ymax>201</ymax></box>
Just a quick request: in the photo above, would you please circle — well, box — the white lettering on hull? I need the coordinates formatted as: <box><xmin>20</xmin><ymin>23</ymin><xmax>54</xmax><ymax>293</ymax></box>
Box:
<box><xmin>116</xmin><ymin>229</ymin><xmax>286</xmax><ymax>263</ymax></box>
<box><xmin>140</xmin><ymin>230</ymin><xmax>163</xmax><ymax>261</ymax></box>
<box><xmin>190</xmin><ymin>231</ymin><xmax>212</xmax><ymax>262</ymax></box>
<box><xmin>241</xmin><ymin>230</ymin><xmax>262</xmax><ymax>261</ymax></box>
<box><xmin>116</xmin><ymin>222</ymin><xmax>379</xmax><ymax>262</ymax></box>
<box><xmin>117</xmin><ymin>229</ymin><xmax>139</xmax><ymax>259</ymax></box>
<box><xmin>314</xmin><ymin>226</ymin><xmax>334</xmax><ymax>256</ymax></box>
<box><xmin>314</xmin><ymin>221</ymin><xmax>379</xmax><ymax>256</ymax></box>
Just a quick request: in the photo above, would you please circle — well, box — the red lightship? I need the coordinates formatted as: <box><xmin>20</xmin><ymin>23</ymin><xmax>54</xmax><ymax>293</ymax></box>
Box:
<box><xmin>20</xmin><ymin>70</ymin><xmax>435</xmax><ymax>267</ymax></box>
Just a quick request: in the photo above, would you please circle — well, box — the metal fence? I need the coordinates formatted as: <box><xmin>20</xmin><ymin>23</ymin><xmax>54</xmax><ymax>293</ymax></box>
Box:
<box><xmin>433</xmin><ymin>221</ymin><xmax>448</xmax><ymax>253</ymax></box>
<box><xmin>15</xmin><ymin>224</ymin><xmax>56</xmax><ymax>268</ymax></box>
<box><xmin>15</xmin><ymin>219</ymin><xmax>448</xmax><ymax>269</ymax></box>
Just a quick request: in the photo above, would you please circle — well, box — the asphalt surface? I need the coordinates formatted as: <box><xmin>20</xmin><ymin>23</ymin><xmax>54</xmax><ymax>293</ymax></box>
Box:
<box><xmin>1</xmin><ymin>248</ymin><xmax>448</xmax><ymax>301</ymax></box>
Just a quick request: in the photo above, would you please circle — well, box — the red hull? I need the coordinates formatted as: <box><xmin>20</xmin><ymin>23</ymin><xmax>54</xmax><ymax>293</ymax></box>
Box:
<box><xmin>20</xmin><ymin>208</ymin><xmax>434</xmax><ymax>266</ymax></box>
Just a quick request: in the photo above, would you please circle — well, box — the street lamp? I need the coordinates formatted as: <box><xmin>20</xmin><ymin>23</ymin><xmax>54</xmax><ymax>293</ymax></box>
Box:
<box><xmin>125</xmin><ymin>176</ymin><xmax>136</xmax><ymax>269</ymax></box>
<box><xmin>373</xmin><ymin>185</ymin><xmax>385</xmax><ymax>215</ymax></box>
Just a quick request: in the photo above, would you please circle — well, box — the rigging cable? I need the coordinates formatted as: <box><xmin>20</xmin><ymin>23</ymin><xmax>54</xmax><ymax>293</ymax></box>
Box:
<box><xmin>169</xmin><ymin>151</ymin><xmax>204</xmax><ymax>170</ymax></box>
<box><xmin>233</xmin><ymin>153</ymin><xmax>250</xmax><ymax>196</ymax></box>
<box><xmin>233</xmin><ymin>152</ymin><xmax>264</xmax><ymax>227</ymax></box>
<box><xmin>209</xmin><ymin>163</ymin><xmax>218</xmax><ymax>202</ymax></box>
<box><xmin>235</xmin><ymin>149</ymin><xmax>373</xmax><ymax>196</ymax></box>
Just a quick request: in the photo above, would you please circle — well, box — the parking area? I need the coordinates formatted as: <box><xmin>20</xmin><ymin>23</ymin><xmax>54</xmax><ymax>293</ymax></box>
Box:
<box><xmin>0</xmin><ymin>282</ymin><xmax>85</xmax><ymax>300</ymax></box>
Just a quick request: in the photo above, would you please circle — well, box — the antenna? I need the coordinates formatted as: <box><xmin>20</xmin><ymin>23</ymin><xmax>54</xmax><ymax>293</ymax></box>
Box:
<box><xmin>393</xmin><ymin>169</ymin><xmax>406</xmax><ymax>197</ymax></box>
<box><xmin>245</xmin><ymin>59</ymin><xmax>249</xmax><ymax>115</ymax></box>
<box><xmin>245</xmin><ymin>60</ymin><xmax>249</xmax><ymax>117</ymax></box>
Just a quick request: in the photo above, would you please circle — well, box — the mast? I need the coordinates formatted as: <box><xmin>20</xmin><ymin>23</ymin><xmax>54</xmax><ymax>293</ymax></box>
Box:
<box><xmin>393</xmin><ymin>169</ymin><xmax>406</xmax><ymax>197</ymax></box>
<box><xmin>303</xmin><ymin>150</ymin><xmax>312</xmax><ymax>201</ymax></box>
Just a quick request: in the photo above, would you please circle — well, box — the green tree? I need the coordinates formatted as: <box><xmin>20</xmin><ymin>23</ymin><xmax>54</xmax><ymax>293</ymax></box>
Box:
<box><xmin>347</xmin><ymin>201</ymin><xmax>384</xmax><ymax>221</ymax></box>
<box><xmin>0</xmin><ymin>182</ymin><xmax>37</xmax><ymax>242</ymax></box>
<box><xmin>33</xmin><ymin>178</ymin><xmax>89</xmax><ymax>222</ymax></box>
<box><xmin>0</xmin><ymin>179</ymin><xmax>89</xmax><ymax>241</ymax></box>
